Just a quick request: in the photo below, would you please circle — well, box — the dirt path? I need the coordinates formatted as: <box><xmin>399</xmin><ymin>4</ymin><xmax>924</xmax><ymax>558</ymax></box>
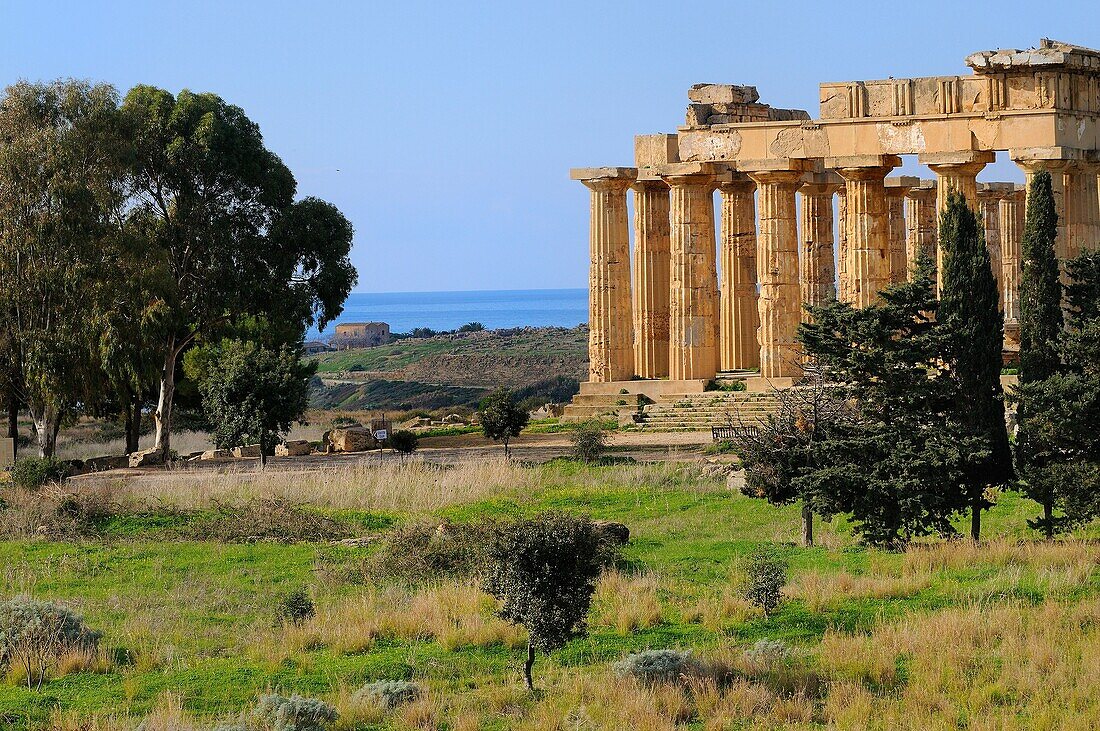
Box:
<box><xmin>68</xmin><ymin>430</ymin><xmax>715</xmax><ymax>486</ymax></box>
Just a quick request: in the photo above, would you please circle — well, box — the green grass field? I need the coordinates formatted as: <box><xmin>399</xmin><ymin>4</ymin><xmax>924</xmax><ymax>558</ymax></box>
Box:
<box><xmin>1</xmin><ymin>460</ymin><xmax>1097</xmax><ymax>730</ymax></box>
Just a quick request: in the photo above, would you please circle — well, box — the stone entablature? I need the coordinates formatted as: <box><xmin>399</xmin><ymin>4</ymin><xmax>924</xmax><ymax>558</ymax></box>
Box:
<box><xmin>573</xmin><ymin>39</ymin><xmax>1100</xmax><ymax>386</ymax></box>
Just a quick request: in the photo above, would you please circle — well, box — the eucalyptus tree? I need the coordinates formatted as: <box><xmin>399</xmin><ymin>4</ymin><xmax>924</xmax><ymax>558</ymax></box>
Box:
<box><xmin>119</xmin><ymin>86</ymin><xmax>356</xmax><ymax>457</ymax></box>
<box><xmin>0</xmin><ymin>80</ymin><xmax>125</xmax><ymax>456</ymax></box>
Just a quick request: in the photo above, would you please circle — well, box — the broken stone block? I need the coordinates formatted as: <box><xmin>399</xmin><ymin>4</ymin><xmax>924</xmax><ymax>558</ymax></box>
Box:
<box><xmin>324</xmin><ymin>427</ymin><xmax>376</xmax><ymax>453</ymax></box>
<box><xmin>84</xmin><ymin>455</ymin><xmax>130</xmax><ymax>472</ymax></box>
<box><xmin>200</xmin><ymin>449</ymin><xmax>232</xmax><ymax>460</ymax></box>
<box><xmin>232</xmin><ymin>445</ymin><xmax>261</xmax><ymax>458</ymax></box>
<box><xmin>686</xmin><ymin>103</ymin><xmax>712</xmax><ymax>127</ymax></box>
<box><xmin>687</xmin><ymin>83</ymin><xmax>760</xmax><ymax>105</ymax></box>
<box><xmin>275</xmin><ymin>440</ymin><xmax>312</xmax><ymax>457</ymax></box>
<box><xmin>128</xmin><ymin>448</ymin><xmax>163</xmax><ymax>468</ymax></box>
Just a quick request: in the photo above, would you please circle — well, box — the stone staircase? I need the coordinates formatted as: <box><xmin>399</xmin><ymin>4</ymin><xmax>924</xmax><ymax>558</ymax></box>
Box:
<box><xmin>633</xmin><ymin>391</ymin><xmax>781</xmax><ymax>432</ymax></box>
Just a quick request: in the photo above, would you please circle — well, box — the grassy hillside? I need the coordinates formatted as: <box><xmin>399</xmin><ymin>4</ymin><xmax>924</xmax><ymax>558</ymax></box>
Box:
<box><xmin>1</xmin><ymin>461</ymin><xmax>1098</xmax><ymax>729</ymax></box>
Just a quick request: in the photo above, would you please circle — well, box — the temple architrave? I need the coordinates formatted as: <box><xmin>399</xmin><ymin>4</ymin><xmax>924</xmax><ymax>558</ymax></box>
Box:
<box><xmin>566</xmin><ymin>39</ymin><xmax>1100</xmax><ymax>418</ymax></box>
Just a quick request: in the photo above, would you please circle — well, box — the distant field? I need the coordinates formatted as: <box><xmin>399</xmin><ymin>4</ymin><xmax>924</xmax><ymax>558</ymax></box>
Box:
<box><xmin>1</xmin><ymin>460</ymin><xmax>1097</xmax><ymax>729</ymax></box>
<box><xmin>307</xmin><ymin>327</ymin><xmax>588</xmax><ymax>413</ymax></box>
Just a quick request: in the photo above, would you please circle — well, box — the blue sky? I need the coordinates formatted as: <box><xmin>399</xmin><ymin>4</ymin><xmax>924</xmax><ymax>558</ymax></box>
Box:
<box><xmin>2</xmin><ymin>1</ymin><xmax>1097</xmax><ymax>293</ymax></box>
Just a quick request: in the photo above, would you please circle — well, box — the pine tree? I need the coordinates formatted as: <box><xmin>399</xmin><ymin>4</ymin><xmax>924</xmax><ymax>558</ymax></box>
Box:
<box><xmin>796</xmin><ymin>258</ymin><xmax>977</xmax><ymax>547</ymax></box>
<box><xmin>938</xmin><ymin>191</ymin><xmax>1013</xmax><ymax>541</ymax></box>
<box><xmin>1017</xmin><ymin>172</ymin><xmax>1063</xmax><ymax>383</ymax></box>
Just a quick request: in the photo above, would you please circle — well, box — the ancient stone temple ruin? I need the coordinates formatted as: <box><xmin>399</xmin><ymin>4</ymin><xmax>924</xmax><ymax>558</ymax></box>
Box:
<box><xmin>564</xmin><ymin>39</ymin><xmax>1100</xmax><ymax>424</ymax></box>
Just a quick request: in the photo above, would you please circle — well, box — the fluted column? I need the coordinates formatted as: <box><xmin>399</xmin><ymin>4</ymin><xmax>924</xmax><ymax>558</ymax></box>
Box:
<box><xmin>837</xmin><ymin>187</ymin><xmax>851</xmax><ymax>303</ymax></box>
<box><xmin>747</xmin><ymin>169</ymin><xmax>804</xmax><ymax>379</ymax></box>
<box><xmin>1000</xmin><ymin>186</ymin><xmax>1026</xmax><ymax>347</ymax></box>
<box><xmin>1065</xmin><ymin>161</ymin><xmax>1100</xmax><ymax>263</ymax></box>
<box><xmin>904</xmin><ymin>180</ymin><xmax>938</xmax><ymax>280</ymax></box>
<box><xmin>666</xmin><ymin>173</ymin><xmax>719</xmax><ymax>380</ymax></box>
<box><xmin>977</xmin><ymin>183</ymin><xmax>1012</xmax><ymax>311</ymax></box>
<box><xmin>573</xmin><ymin>169</ymin><xmax>636</xmax><ymax>382</ymax></box>
<box><xmin>798</xmin><ymin>181</ymin><xmax>839</xmax><ymax>312</ymax></box>
<box><xmin>631</xmin><ymin>179</ymin><xmax>671</xmax><ymax>378</ymax></box>
<box><xmin>830</xmin><ymin>155</ymin><xmax>899</xmax><ymax>307</ymax></box>
<box><xmin>885</xmin><ymin>177</ymin><xmax>917</xmax><ymax>284</ymax></box>
<box><xmin>718</xmin><ymin>178</ymin><xmax>760</xmax><ymax>371</ymax></box>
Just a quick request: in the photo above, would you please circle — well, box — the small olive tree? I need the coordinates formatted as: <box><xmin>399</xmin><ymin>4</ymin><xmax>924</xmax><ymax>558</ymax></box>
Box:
<box><xmin>741</xmin><ymin>545</ymin><xmax>788</xmax><ymax>616</ymax></box>
<box><xmin>388</xmin><ymin>430</ymin><xmax>419</xmax><ymax>461</ymax></box>
<box><xmin>478</xmin><ymin>388</ymin><xmax>529</xmax><ymax>458</ymax></box>
<box><xmin>481</xmin><ymin>512</ymin><xmax>608</xmax><ymax>690</ymax></box>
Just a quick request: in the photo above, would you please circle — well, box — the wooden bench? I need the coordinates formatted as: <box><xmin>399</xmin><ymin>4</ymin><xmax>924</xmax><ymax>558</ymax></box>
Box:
<box><xmin>711</xmin><ymin>425</ymin><xmax>759</xmax><ymax>443</ymax></box>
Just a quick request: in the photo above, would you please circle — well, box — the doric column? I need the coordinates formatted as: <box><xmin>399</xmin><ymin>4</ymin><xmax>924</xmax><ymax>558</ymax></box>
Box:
<box><xmin>798</xmin><ymin>177</ymin><xmax>840</xmax><ymax>313</ymax></box>
<box><xmin>1000</xmin><ymin>185</ymin><xmax>1026</xmax><ymax>347</ymax></box>
<box><xmin>885</xmin><ymin>176</ymin><xmax>918</xmax><ymax>284</ymax></box>
<box><xmin>1012</xmin><ymin>153</ymin><xmax>1068</xmax><ymax>278</ymax></box>
<box><xmin>630</xmin><ymin>178</ymin><xmax>671</xmax><ymax>378</ymax></box>
<box><xmin>745</xmin><ymin>160</ymin><xmax>811</xmax><ymax>379</ymax></box>
<box><xmin>718</xmin><ymin>177</ymin><xmax>760</xmax><ymax>371</ymax></box>
<box><xmin>920</xmin><ymin>151</ymin><xmax>994</xmax><ymax>214</ymax></box>
<box><xmin>904</xmin><ymin>180</ymin><xmax>938</xmax><ymax>280</ymax></box>
<box><xmin>660</xmin><ymin>164</ymin><xmax>720</xmax><ymax>381</ymax></box>
<box><xmin>829</xmin><ymin>155</ymin><xmax>900</xmax><ymax>307</ymax></box>
<box><xmin>977</xmin><ymin>183</ymin><xmax>1013</xmax><ymax>311</ymax></box>
<box><xmin>1064</xmin><ymin>161</ymin><xmax>1100</xmax><ymax>263</ymax></box>
<box><xmin>571</xmin><ymin>167</ymin><xmax>636</xmax><ymax>382</ymax></box>
<box><xmin>837</xmin><ymin>187</ymin><xmax>851</xmax><ymax>303</ymax></box>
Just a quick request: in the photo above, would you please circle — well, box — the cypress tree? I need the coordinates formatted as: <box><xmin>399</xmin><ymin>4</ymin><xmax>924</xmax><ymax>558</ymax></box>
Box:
<box><xmin>938</xmin><ymin>191</ymin><xmax>1013</xmax><ymax>541</ymax></box>
<box><xmin>1017</xmin><ymin>171</ymin><xmax>1063</xmax><ymax>383</ymax></box>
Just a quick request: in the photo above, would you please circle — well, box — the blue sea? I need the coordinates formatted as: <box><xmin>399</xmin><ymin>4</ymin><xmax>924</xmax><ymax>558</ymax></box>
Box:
<box><xmin>311</xmin><ymin>288</ymin><xmax>588</xmax><ymax>338</ymax></box>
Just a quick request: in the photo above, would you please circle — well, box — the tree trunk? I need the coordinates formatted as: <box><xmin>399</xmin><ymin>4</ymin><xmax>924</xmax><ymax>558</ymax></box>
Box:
<box><xmin>970</xmin><ymin>501</ymin><xmax>981</xmax><ymax>542</ymax></box>
<box><xmin>124</xmin><ymin>390</ymin><xmax>141</xmax><ymax>455</ymax></box>
<box><xmin>259</xmin><ymin>428</ymin><xmax>268</xmax><ymax>471</ymax></box>
<box><xmin>6</xmin><ymin>396</ymin><xmax>18</xmax><ymax>460</ymax></box>
<box><xmin>28</xmin><ymin>401</ymin><xmax>60</xmax><ymax>458</ymax></box>
<box><xmin>523</xmin><ymin>641</ymin><xmax>535</xmax><ymax>691</ymax></box>
<box><xmin>154</xmin><ymin>342</ymin><xmax>178</xmax><ymax>458</ymax></box>
<box><xmin>1043</xmin><ymin>499</ymin><xmax>1054</xmax><ymax>540</ymax></box>
<box><xmin>801</xmin><ymin>503</ymin><xmax>814</xmax><ymax>547</ymax></box>
<box><xmin>504</xmin><ymin>439</ymin><xmax>510</xmax><ymax>459</ymax></box>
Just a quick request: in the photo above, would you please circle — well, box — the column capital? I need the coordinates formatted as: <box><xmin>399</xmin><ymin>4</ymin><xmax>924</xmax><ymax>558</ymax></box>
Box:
<box><xmin>1003</xmin><ymin>184</ymin><xmax>1027</xmax><ymax>204</ymax></box>
<box><xmin>917</xmin><ymin>150</ymin><xmax>995</xmax><ymax>167</ymax></box>
<box><xmin>630</xmin><ymin>178</ymin><xmax>670</xmax><ymax>193</ymax></box>
<box><xmin>977</xmin><ymin>182</ymin><xmax>1016</xmax><ymax>202</ymax></box>
<box><xmin>800</xmin><ymin>181</ymin><xmax>843</xmax><ymax>196</ymax></box>
<box><xmin>572</xmin><ymin>167</ymin><xmax>637</xmax><ymax>192</ymax></box>
<box><xmin>826</xmin><ymin>154</ymin><xmax>902</xmax><ymax>173</ymax></box>
<box><xmin>738</xmin><ymin>157</ymin><xmax>814</xmax><ymax>182</ymax></box>
<box><xmin>654</xmin><ymin>161</ymin><xmax>729</xmax><ymax>189</ymax></box>
<box><xmin>716</xmin><ymin>175</ymin><xmax>756</xmax><ymax>195</ymax></box>
<box><xmin>903</xmin><ymin>179</ymin><xmax>937</xmax><ymax>201</ymax></box>
<box><xmin>884</xmin><ymin>175</ymin><xmax>920</xmax><ymax>198</ymax></box>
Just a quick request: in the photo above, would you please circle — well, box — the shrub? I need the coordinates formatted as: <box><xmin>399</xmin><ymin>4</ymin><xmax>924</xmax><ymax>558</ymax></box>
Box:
<box><xmin>251</xmin><ymin>694</ymin><xmax>338</xmax><ymax>731</ymax></box>
<box><xmin>367</xmin><ymin>522</ymin><xmax>489</xmax><ymax>583</ymax></box>
<box><xmin>613</xmin><ymin>649</ymin><xmax>701</xmax><ymax>685</ymax></box>
<box><xmin>0</xmin><ymin>597</ymin><xmax>102</xmax><ymax>689</ymax></box>
<box><xmin>569</xmin><ymin>420</ymin><xmax>609</xmax><ymax>463</ymax></box>
<box><xmin>9</xmin><ymin>457</ymin><xmax>68</xmax><ymax>489</ymax></box>
<box><xmin>276</xmin><ymin>589</ymin><xmax>315</xmax><ymax>627</ymax></box>
<box><xmin>388</xmin><ymin>430</ymin><xmax>418</xmax><ymax>456</ymax></box>
<box><xmin>741</xmin><ymin>545</ymin><xmax>788</xmax><ymax>616</ymax></box>
<box><xmin>183</xmin><ymin>498</ymin><xmax>352</xmax><ymax>543</ymax></box>
<box><xmin>353</xmin><ymin>680</ymin><xmax>421</xmax><ymax>709</ymax></box>
<box><xmin>743</xmin><ymin>638</ymin><xmax>793</xmax><ymax>669</ymax></box>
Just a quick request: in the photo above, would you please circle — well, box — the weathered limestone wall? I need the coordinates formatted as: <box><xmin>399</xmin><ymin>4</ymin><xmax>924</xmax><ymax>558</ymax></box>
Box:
<box><xmin>718</xmin><ymin>178</ymin><xmax>761</xmax><ymax>370</ymax></box>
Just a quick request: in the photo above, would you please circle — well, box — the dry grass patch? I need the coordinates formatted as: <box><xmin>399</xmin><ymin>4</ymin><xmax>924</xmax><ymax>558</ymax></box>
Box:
<box><xmin>902</xmin><ymin>538</ymin><xmax>1099</xmax><ymax>574</ymax></box>
<box><xmin>266</xmin><ymin>581</ymin><xmax>524</xmax><ymax>662</ymax></box>
<box><xmin>593</xmin><ymin>570</ymin><xmax>664</xmax><ymax>633</ymax></box>
<box><xmin>790</xmin><ymin>570</ymin><xmax>933</xmax><ymax>612</ymax></box>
